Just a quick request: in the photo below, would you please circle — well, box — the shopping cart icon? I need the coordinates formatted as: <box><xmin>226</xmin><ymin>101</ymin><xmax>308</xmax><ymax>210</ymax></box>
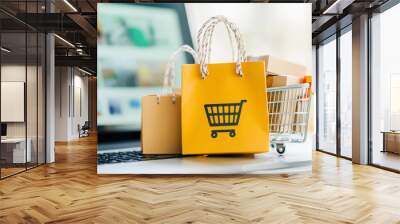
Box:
<box><xmin>204</xmin><ymin>100</ymin><xmax>247</xmax><ymax>138</ymax></box>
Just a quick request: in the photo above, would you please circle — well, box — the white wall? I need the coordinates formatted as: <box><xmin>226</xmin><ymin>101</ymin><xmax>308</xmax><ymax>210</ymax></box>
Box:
<box><xmin>1</xmin><ymin>65</ymin><xmax>40</xmax><ymax>138</ymax></box>
<box><xmin>55</xmin><ymin>67</ymin><xmax>89</xmax><ymax>141</ymax></box>
<box><xmin>55</xmin><ymin>67</ymin><xmax>68</xmax><ymax>141</ymax></box>
<box><xmin>72</xmin><ymin>74</ymin><xmax>89</xmax><ymax>138</ymax></box>
<box><xmin>1</xmin><ymin>66</ymin><xmax>26</xmax><ymax>129</ymax></box>
<box><xmin>185</xmin><ymin>3</ymin><xmax>312</xmax><ymax>74</ymax></box>
<box><xmin>1</xmin><ymin>65</ymin><xmax>26</xmax><ymax>140</ymax></box>
<box><xmin>1</xmin><ymin>64</ymin><xmax>46</xmax><ymax>163</ymax></box>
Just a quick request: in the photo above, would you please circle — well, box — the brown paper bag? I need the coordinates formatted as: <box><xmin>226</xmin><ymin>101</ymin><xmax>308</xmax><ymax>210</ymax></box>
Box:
<box><xmin>141</xmin><ymin>45</ymin><xmax>199</xmax><ymax>154</ymax></box>
<box><xmin>141</xmin><ymin>94</ymin><xmax>181</xmax><ymax>154</ymax></box>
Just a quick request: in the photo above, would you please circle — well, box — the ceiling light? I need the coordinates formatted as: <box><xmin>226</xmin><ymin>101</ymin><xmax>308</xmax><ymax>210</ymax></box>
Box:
<box><xmin>63</xmin><ymin>0</ymin><xmax>78</xmax><ymax>12</ymax></box>
<box><xmin>76</xmin><ymin>48</ymin><xmax>84</xmax><ymax>55</ymax></box>
<box><xmin>323</xmin><ymin>0</ymin><xmax>341</xmax><ymax>14</ymax></box>
<box><xmin>322</xmin><ymin>0</ymin><xmax>354</xmax><ymax>15</ymax></box>
<box><xmin>78</xmin><ymin>67</ymin><xmax>93</xmax><ymax>76</ymax></box>
<box><xmin>54</xmin><ymin>34</ymin><xmax>75</xmax><ymax>48</ymax></box>
<box><xmin>1</xmin><ymin>47</ymin><xmax>11</xmax><ymax>53</ymax></box>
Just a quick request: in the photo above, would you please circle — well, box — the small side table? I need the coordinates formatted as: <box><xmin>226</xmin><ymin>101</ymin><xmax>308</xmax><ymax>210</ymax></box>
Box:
<box><xmin>1</xmin><ymin>138</ymin><xmax>32</xmax><ymax>163</ymax></box>
<box><xmin>381</xmin><ymin>131</ymin><xmax>400</xmax><ymax>154</ymax></box>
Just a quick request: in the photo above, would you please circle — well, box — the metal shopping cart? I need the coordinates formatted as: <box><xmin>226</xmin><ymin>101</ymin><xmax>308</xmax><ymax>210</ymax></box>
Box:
<box><xmin>267</xmin><ymin>83</ymin><xmax>312</xmax><ymax>154</ymax></box>
<box><xmin>204</xmin><ymin>100</ymin><xmax>247</xmax><ymax>138</ymax></box>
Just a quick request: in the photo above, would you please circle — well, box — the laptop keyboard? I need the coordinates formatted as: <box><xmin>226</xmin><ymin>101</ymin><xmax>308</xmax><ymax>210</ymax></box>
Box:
<box><xmin>97</xmin><ymin>151</ymin><xmax>179</xmax><ymax>165</ymax></box>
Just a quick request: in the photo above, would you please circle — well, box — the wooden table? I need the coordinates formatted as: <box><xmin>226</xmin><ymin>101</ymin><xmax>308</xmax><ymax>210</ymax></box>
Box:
<box><xmin>381</xmin><ymin>131</ymin><xmax>400</xmax><ymax>154</ymax></box>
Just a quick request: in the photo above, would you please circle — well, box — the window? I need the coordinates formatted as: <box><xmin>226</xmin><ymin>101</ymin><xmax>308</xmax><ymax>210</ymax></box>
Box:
<box><xmin>371</xmin><ymin>2</ymin><xmax>400</xmax><ymax>171</ymax></box>
<box><xmin>339</xmin><ymin>29</ymin><xmax>352</xmax><ymax>158</ymax></box>
<box><xmin>390</xmin><ymin>74</ymin><xmax>400</xmax><ymax>130</ymax></box>
<box><xmin>317</xmin><ymin>37</ymin><xmax>337</xmax><ymax>154</ymax></box>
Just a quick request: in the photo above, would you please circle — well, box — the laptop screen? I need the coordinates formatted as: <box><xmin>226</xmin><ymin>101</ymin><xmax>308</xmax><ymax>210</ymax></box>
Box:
<box><xmin>97</xmin><ymin>3</ymin><xmax>193</xmax><ymax>145</ymax></box>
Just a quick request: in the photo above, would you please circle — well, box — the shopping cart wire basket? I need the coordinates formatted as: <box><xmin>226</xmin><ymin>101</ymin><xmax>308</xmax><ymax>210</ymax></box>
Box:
<box><xmin>267</xmin><ymin>83</ymin><xmax>311</xmax><ymax>154</ymax></box>
<box><xmin>204</xmin><ymin>99</ymin><xmax>247</xmax><ymax>138</ymax></box>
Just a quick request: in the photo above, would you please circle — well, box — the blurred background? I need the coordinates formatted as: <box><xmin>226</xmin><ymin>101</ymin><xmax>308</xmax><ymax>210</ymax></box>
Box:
<box><xmin>97</xmin><ymin>4</ymin><xmax>193</xmax><ymax>137</ymax></box>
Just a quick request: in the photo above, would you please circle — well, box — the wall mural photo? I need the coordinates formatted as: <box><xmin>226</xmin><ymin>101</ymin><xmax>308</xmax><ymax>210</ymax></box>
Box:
<box><xmin>97</xmin><ymin>3</ymin><xmax>314</xmax><ymax>175</ymax></box>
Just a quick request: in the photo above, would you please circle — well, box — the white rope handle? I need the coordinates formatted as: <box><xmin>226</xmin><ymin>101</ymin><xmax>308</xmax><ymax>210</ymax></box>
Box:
<box><xmin>200</xmin><ymin>17</ymin><xmax>245</xmax><ymax>63</ymax></box>
<box><xmin>201</xmin><ymin>21</ymin><xmax>243</xmax><ymax>70</ymax></box>
<box><xmin>163</xmin><ymin>45</ymin><xmax>199</xmax><ymax>95</ymax></box>
<box><xmin>196</xmin><ymin>16</ymin><xmax>236</xmax><ymax>65</ymax></box>
<box><xmin>196</xmin><ymin>16</ymin><xmax>247</xmax><ymax>78</ymax></box>
<box><xmin>198</xmin><ymin>16</ymin><xmax>243</xmax><ymax>76</ymax></box>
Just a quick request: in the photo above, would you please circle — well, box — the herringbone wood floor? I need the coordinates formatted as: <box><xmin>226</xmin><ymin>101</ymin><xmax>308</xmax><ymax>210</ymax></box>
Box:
<box><xmin>1</xmin><ymin>135</ymin><xmax>400</xmax><ymax>224</ymax></box>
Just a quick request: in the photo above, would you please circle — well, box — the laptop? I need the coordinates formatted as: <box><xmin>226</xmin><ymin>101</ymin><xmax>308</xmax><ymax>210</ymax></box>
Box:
<box><xmin>97</xmin><ymin>3</ymin><xmax>192</xmax><ymax>165</ymax></box>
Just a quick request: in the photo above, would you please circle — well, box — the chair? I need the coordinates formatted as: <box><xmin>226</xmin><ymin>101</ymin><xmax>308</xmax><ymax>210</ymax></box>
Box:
<box><xmin>78</xmin><ymin>121</ymin><xmax>90</xmax><ymax>138</ymax></box>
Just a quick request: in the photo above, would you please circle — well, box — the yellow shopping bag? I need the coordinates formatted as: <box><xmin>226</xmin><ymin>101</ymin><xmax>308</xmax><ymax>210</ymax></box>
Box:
<box><xmin>181</xmin><ymin>16</ymin><xmax>269</xmax><ymax>155</ymax></box>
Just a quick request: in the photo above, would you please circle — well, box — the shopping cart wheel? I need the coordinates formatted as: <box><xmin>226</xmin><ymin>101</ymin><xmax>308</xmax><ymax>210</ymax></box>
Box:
<box><xmin>211</xmin><ymin>131</ymin><xmax>218</xmax><ymax>138</ymax></box>
<box><xmin>276</xmin><ymin>144</ymin><xmax>286</xmax><ymax>154</ymax></box>
<box><xmin>229</xmin><ymin>130</ymin><xmax>236</xmax><ymax>137</ymax></box>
